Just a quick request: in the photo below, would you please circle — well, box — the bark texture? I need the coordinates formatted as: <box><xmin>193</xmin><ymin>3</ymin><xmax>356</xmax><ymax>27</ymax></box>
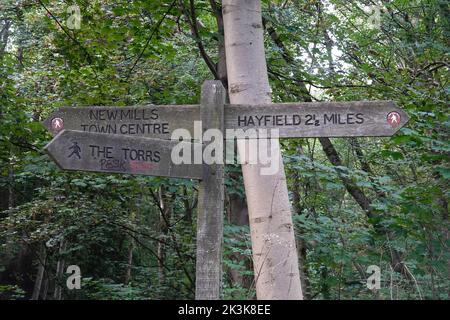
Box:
<box><xmin>222</xmin><ymin>0</ymin><xmax>303</xmax><ymax>300</ymax></box>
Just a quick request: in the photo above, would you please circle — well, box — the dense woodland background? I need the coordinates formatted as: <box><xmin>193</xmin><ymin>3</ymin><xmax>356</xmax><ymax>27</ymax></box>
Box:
<box><xmin>0</xmin><ymin>0</ymin><xmax>448</xmax><ymax>300</ymax></box>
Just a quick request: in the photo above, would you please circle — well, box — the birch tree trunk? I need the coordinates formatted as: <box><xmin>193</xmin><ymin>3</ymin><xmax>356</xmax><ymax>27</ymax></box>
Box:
<box><xmin>222</xmin><ymin>0</ymin><xmax>303</xmax><ymax>300</ymax></box>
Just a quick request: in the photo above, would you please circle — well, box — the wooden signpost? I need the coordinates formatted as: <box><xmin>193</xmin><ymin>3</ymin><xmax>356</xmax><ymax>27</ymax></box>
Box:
<box><xmin>43</xmin><ymin>104</ymin><xmax>199</xmax><ymax>140</ymax></box>
<box><xmin>44</xmin><ymin>130</ymin><xmax>203</xmax><ymax>180</ymax></box>
<box><xmin>43</xmin><ymin>80</ymin><xmax>410</xmax><ymax>300</ymax></box>
<box><xmin>195</xmin><ymin>81</ymin><xmax>225</xmax><ymax>300</ymax></box>
<box><xmin>44</xmin><ymin>101</ymin><xmax>408</xmax><ymax>139</ymax></box>
<box><xmin>226</xmin><ymin>101</ymin><xmax>408</xmax><ymax>138</ymax></box>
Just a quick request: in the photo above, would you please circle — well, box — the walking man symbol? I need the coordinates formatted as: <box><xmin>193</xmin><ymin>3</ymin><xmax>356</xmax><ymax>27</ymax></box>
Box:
<box><xmin>68</xmin><ymin>141</ymin><xmax>81</xmax><ymax>159</ymax></box>
<box><xmin>387</xmin><ymin>111</ymin><xmax>401</xmax><ymax>126</ymax></box>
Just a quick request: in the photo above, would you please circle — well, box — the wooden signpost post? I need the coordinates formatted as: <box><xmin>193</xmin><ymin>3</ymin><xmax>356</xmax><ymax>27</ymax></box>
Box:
<box><xmin>43</xmin><ymin>80</ymin><xmax>410</xmax><ymax>300</ymax></box>
<box><xmin>195</xmin><ymin>81</ymin><xmax>225</xmax><ymax>300</ymax></box>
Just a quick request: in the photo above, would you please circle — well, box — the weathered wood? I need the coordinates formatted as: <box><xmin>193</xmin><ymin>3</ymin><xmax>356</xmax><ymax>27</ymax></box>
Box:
<box><xmin>225</xmin><ymin>101</ymin><xmax>409</xmax><ymax>138</ymax></box>
<box><xmin>43</xmin><ymin>101</ymin><xmax>409</xmax><ymax>139</ymax></box>
<box><xmin>44</xmin><ymin>130</ymin><xmax>203</xmax><ymax>179</ymax></box>
<box><xmin>195</xmin><ymin>81</ymin><xmax>225</xmax><ymax>300</ymax></box>
<box><xmin>43</xmin><ymin>104</ymin><xmax>200</xmax><ymax>139</ymax></box>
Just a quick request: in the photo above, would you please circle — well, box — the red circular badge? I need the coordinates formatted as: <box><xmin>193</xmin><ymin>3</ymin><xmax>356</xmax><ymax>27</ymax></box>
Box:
<box><xmin>51</xmin><ymin>117</ymin><xmax>64</xmax><ymax>131</ymax></box>
<box><xmin>387</xmin><ymin>112</ymin><xmax>401</xmax><ymax>126</ymax></box>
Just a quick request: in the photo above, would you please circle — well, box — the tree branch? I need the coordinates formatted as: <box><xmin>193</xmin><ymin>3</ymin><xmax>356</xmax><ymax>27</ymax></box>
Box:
<box><xmin>264</xmin><ymin>16</ymin><xmax>413</xmax><ymax>280</ymax></box>
<box><xmin>178</xmin><ymin>0</ymin><xmax>219</xmax><ymax>79</ymax></box>
<box><xmin>127</xmin><ymin>0</ymin><xmax>177</xmax><ymax>79</ymax></box>
<box><xmin>36</xmin><ymin>0</ymin><xmax>93</xmax><ymax>64</ymax></box>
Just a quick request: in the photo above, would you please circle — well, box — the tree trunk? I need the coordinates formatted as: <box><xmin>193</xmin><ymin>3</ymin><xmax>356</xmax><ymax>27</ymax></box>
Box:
<box><xmin>222</xmin><ymin>0</ymin><xmax>303</xmax><ymax>300</ymax></box>
<box><xmin>53</xmin><ymin>239</ymin><xmax>66</xmax><ymax>300</ymax></box>
<box><xmin>157</xmin><ymin>186</ymin><xmax>172</xmax><ymax>284</ymax></box>
<box><xmin>31</xmin><ymin>245</ymin><xmax>46</xmax><ymax>300</ymax></box>
<box><xmin>124</xmin><ymin>211</ymin><xmax>135</xmax><ymax>285</ymax></box>
<box><xmin>41</xmin><ymin>276</ymin><xmax>49</xmax><ymax>300</ymax></box>
<box><xmin>209</xmin><ymin>0</ymin><xmax>252</xmax><ymax>294</ymax></box>
<box><xmin>291</xmin><ymin>144</ymin><xmax>311</xmax><ymax>299</ymax></box>
<box><xmin>124</xmin><ymin>238</ymin><xmax>134</xmax><ymax>285</ymax></box>
<box><xmin>0</xmin><ymin>19</ymin><xmax>11</xmax><ymax>57</ymax></box>
<box><xmin>7</xmin><ymin>145</ymin><xmax>15</xmax><ymax>210</ymax></box>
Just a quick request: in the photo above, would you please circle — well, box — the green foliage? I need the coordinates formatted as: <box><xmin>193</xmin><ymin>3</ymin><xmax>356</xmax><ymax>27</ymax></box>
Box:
<box><xmin>0</xmin><ymin>0</ymin><xmax>448</xmax><ymax>300</ymax></box>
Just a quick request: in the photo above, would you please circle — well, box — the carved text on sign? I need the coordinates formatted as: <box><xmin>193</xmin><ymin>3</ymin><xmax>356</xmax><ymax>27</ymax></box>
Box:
<box><xmin>44</xmin><ymin>101</ymin><xmax>409</xmax><ymax>139</ymax></box>
<box><xmin>45</xmin><ymin>130</ymin><xmax>203</xmax><ymax>179</ymax></box>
